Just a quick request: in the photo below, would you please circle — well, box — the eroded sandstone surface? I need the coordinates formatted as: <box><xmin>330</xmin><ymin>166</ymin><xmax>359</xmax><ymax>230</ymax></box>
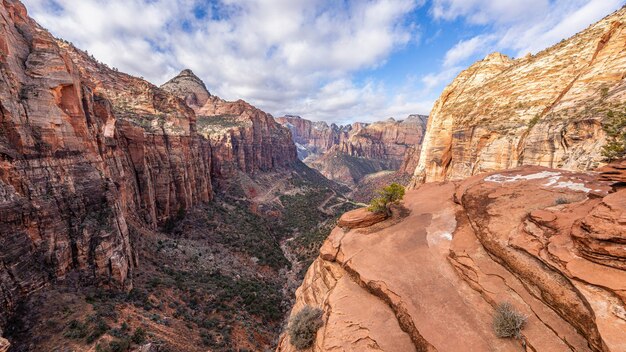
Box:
<box><xmin>279</xmin><ymin>164</ymin><xmax>626</xmax><ymax>352</ymax></box>
<box><xmin>410</xmin><ymin>7</ymin><xmax>626</xmax><ymax>185</ymax></box>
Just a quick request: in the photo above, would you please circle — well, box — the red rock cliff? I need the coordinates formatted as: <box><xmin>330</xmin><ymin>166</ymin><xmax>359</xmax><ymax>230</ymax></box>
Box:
<box><xmin>275</xmin><ymin>115</ymin><xmax>348</xmax><ymax>160</ymax></box>
<box><xmin>277</xmin><ymin>115</ymin><xmax>427</xmax><ymax>185</ymax></box>
<box><xmin>410</xmin><ymin>7</ymin><xmax>626</xmax><ymax>185</ymax></box>
<box><xmin>278</xmin><ymin>115</ymin><xmax>427</xmax><ymax>168</ymax></box>
<box><xmin>279</xmin><ymin>164</ymin><xmax>626</xmax><ymax>352</ymax></box>
<box><xmin>0</xmin><ymin>0</ymin><xmax>218</xmax><ymax>332</ymax></box>
<box><xmin>336</xmin><ymin>115</ymin><xmax>428</xmax><ymax>170</ymax></box>
<box><xmin>162</xmin><ymin>70</ymin><xmax>298</xmax><ymax>179</ymax></box>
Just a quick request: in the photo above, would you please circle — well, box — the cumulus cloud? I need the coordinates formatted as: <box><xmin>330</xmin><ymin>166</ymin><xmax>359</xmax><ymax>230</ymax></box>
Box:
<box><xmin>435</xmin><ymin>0</ymin><xmax>624</xmax><ymax>58</ymax></box>
<box><xmin>443</xmin><ymin>35</ymin><xmax>494</xmax><ymax>67</ymax></box>
<box><xmin>20</xmin><ymin>0</ymin><xmax>623</xmax><ymax>123</ymax></box>
<box><xmin>423</xmin><ymin>0</ymin><xmax>624</xmax><ymax>103</ymax></box>
<box><xmin>22</xmin><ymin>0</ymin><xmax>426</xmax><ymax>122</ymax></box>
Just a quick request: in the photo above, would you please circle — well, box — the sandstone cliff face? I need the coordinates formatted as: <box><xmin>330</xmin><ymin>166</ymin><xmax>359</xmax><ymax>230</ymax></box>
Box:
<box><xmin>275</xmin><ymin>115</ymin><xmax>348</xmax><ymax>160</ymax></box>
<box><xmin>279</xmin><ymin>164</ymin><xmax>626</xmax><ymax>352</ymax></box>
<box><xmin>60</xmin><ymin>46</ymin><xmax>214</xmax><ymax>226</ymax></box>
<box><xmin>338</xmin><ymin>116</ymin><xmax>427</xmax><ymax>170</ymax></box>
<box><xmin>278</xmin><ymin>115</ymin><xmax>427</xmax><ymax>185</ymax></box>
<box><xmin>410</xmin><ymin>7</ymin><xmax>626</xmax><ymax>185</ymax></box>
<box><xmin>162</xmin><ymin>71</ymin><xmax>297</xmax><ymax>179</ymax></box>
<box><xmin>0</xmin><ymin>0</ymin><xmax>134</xmax><ymax>330</ymax></box>
<box><xmin>161</xmin><ymin>69</ymin><xmax>211</xmax><ymax>110</ymax></box>
<box><xmin>0</xmin><ymin>0</ymin><xmax>217</xmax><ymax>335</ymax></box>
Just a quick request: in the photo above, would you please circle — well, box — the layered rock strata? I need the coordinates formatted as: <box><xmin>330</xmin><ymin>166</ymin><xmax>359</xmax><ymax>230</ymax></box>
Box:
<box><xmin>162</xmin><ymin>70</ymin><xmax>297</xmax><ymax>178</ymax></box>
<box><xmin>0</xmin><ymin>0</ymin><xmax>297</xmax><ymax>336</ymax></box>
<box><xmin>279</xmin><ymin>115</ymin><xmax>427</xmax><ymax>168</ymax></box>
<box><xmin>278</xmin><ymin>115</ymin><xmax>427</xmax><ymax>185</ymax></box>
<box><xmin>410</xmin><ymin>7</ymin><xmax>626</xmax><ymax>185</ymax></box>
<box><xmin>275</xmin><ymin>115</ymin><xmax>348</xmax><ymax>160</ymax></box>
<box><xmin>279</xmin><ymin>165</ymin><xmax>626</xmax><ymax>352</ymax></box>
<box><xmin>0</xmin><ymin>0</ymin><xmax>138</xmax><ymax>328</ymax></box>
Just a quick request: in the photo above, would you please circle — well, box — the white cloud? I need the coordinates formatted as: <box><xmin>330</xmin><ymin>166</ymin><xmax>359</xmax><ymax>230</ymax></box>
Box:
<box><xmin>434</xmin><ymin>0</ymin><xmax>624</xmax><ymax>58</ymax></box>
<box><xmin>431</xmin><ymin>0</ymin><xmax>550</xmax><ymax>25</ymax></box>
<box><xmin>422</xmin><ymin>0</ymin><xmax>624</xmax><ymax>102</ymax></box>
<box><xmin>20</xmin><ymin>0</ymin><xmax>624</xmax><ymax>123</ymax></box>
<box><xmin>422</xmin><ymin>66</ymin><xmax>463</xmax><ymax>91</ymax></box>
<box><xmin>443</xmin><ymin>35</ymin><xmax>494</xmax><ymax>67</ymax></box>
<box><xmin>22</xmin><ymin>0</ymin><xmax>426</xmax><ymax>123</ymax></box>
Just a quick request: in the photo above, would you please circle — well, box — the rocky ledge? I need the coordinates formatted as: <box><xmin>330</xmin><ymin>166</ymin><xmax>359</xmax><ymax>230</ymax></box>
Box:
<box><xmin>337</xmin><ymin>207</ymin><xmax>388</xmax><ymax>229</ymax></box>
<box><xmin>278</xmin><ymin>163</ymin><xmax>626</xmax><ymax>352</ymax></box>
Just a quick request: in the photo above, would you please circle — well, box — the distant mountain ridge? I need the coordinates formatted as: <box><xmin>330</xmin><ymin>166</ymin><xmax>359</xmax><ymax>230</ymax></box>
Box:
<box><xmin>277</xmin><ymin>114</ymin><xmax>428</xmax><ymax>186</ymax></box>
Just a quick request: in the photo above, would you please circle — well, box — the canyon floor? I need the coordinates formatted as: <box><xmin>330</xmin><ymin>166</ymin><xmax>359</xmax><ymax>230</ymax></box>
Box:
<box><xmin>4</xmin><ymin>165</ymin><xmax>357</xmax><ymax>352</ymax></box>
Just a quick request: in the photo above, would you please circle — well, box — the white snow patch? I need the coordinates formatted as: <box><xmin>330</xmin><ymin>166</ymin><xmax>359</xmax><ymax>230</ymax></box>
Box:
<box><xmin>552</xmin><ymin>181</ymin><xmax>591</xmax><ymax>193</ymax></box>
<box><xmin>484</xmin><ymin>171</ymin><xmax>561</xmax><ymax>183</ymax></box>
<box><xmin>295</xmin><ymin>143</ymin><xmax>308</xmax><ymax>151</ymax></box>
<box><xmin>543</xmin><ymin>175</ymin><xmax>561</xmax><ymax>186</ymax></box>
<box><xmin>485</xmin><ymin>171</ymin><xmax>592</xmax><ymax>193</ymax></box>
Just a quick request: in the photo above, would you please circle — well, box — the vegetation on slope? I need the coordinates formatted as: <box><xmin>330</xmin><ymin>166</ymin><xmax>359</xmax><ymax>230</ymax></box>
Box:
<box><xmin>5</xmin><ymin>166</ymin><xmax>355</xmax><ymax>352</ymax></box>
<box><xmin>287</xmin><ymin>306</ymin><xmax>323</xmax><ymax>349</ymax></box>
<box><xmin>602</xmin><ymin>106</ymin><xmax>626</xmax><ymax>161</ymax></box>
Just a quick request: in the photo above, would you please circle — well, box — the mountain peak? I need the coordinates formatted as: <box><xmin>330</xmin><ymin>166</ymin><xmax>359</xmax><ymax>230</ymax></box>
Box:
<box><xmin>482</xmin><ymin>52</ymin><xmax>513</xmax><ymax>64</ymax></box>
<box><xmin>161</xmin><ymin>69</ymin><xmax>211</xmax><ymax>109</ymax></box>
<box><xmin>179</xmin><ymin>68</ymin><xmax>197</xmax><ymax>76</ymax></box>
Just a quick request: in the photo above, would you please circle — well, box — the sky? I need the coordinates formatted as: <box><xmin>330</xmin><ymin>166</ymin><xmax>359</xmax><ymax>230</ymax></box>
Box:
<box><xmin>22</xmin><ymin>0</ymin><xmax>625</xmax><ymax>124</ymax></box>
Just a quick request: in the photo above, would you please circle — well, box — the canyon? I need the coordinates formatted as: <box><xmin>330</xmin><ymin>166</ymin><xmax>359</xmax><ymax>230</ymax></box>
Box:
<box><xmin>1</xmin><ymin>0</ymin><xmax>626</xmax><ymax>352</ymax></box>
<box><xmin>278</xmin><ymin>6</ymin><xmax>626</xmax><ymax>352</ymax></box>
<box><xmin>277</xmin><ymin>115</ymin><xmax>427</xmax><ymax>187</ymax></box>
<box><xmin>0</xmin><ymin>1</ymin><xmax>351</xmax><ymax>350</ymax></box>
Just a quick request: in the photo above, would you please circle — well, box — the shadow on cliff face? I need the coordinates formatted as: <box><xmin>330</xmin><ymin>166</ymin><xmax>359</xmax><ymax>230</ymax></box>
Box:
<box><xmin>5</xmin><ymin>168</ymin><xmax>355</xmax><ymax>352</ymax></box>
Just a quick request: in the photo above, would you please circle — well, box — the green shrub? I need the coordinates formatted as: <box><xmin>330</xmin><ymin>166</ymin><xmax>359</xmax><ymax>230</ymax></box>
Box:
<box><xmin>602</xmin><ymin>108</ymin><xmax>626</xmax><ymax>162</ymax></box>
<box><xmin>288</xmin><ymin>306</ymin><xmax>324</xmax><ymax>350</ymax></box>
<box><xmin>555</xmin><ymin>197</ymin><xmax>569</xmax><ymax>205</ymax></box>
<box><xmin>108</xmin><ymin>339</ymin><xmax>131</xmax><ymax>352</ymax></box>
<box><xmin>493</xmin><ymin>302</ymin><xmax>526</xmax><ymax>339</ymax></box>
<box><xmin>367</xmin><ymin>183</ymin><xmax>405</xmax><ymax>216</ymax></box>
<box><xmin>527</xmin><ymin>114</ymin><xmax>541</xmax><ymax>128</ymax></box>
<box><xmin>86</xmin><ymin>317</ymin><xmax>110</xmax><ymax>343</ymax></box>
<box><xmin>131</xmin><ymin>327</ymin><xmax>146</xmax><ymax>344</ymax></box>
<box><xmin>64</xmin><ymin>319</ymin><xmax>88</xmax><ymax>339</ymax></box>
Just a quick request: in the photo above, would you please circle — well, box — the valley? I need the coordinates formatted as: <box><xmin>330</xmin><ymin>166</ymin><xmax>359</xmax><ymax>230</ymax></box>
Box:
<box><xmin>1</xmin><ymin>1</ymin><xmax>625</xmax><ymax>352</ymax></box>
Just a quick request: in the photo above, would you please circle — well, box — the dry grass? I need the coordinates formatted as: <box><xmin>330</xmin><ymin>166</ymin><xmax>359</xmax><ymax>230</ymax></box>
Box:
<box><xmin>493</xmin><ymin>302</ymin><xmax>527</xmax><ymax>339</ymax></box>
<box><xmin>288</xmin><ymin>306</ymin><xmax>324</xmax><ymax>350</ymax></box>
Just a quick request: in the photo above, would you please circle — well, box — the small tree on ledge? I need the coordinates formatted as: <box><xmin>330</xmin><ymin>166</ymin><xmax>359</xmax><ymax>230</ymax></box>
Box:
<box><xmin>368</xmin><ymin>183</ymin><xmax>405</xmax><ymax>216</ymax></box>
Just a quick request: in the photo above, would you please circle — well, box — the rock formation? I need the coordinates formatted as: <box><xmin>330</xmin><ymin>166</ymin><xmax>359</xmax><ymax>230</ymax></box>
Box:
<box><xmin>278</xmin><ymin>115</ymin><xmax>427</xmax><ymax>185</ymax></box>
<box><xmin>0</xmin><ymin>0</ymin><xmax>137</xmax><ymax>329</ymax></box>
<box><xmin>279</xmin><ymin>163</ymin><xmax>626</xmax><ymax>352</ymax></box>
<box><xmin>275</xmin><ymin>115</ymin><xmax>348</xmax><ymax>160</ymax></box>
<box><xmin>161</xmin><ymin>69</ymin><xmax>211</xmax><ymax>109</ymax></box>
<box><xmin>162</xmin><ymin>70</ymin><xmax>297</xmax><ymax>179</ymax></box>
<box><xmin>336</xmin><ymin>207</ymin><xmax>387</xmax><ymax>229</ymax></box>
<box><xmin>410</xmin><ymin>7</ymin><xmax>626</xmax><ymax>185</ymax></box>
<box><xmin>0</xmin><ymin>0</ymin><xmax>296</xmax><ymax>339</ymax></box>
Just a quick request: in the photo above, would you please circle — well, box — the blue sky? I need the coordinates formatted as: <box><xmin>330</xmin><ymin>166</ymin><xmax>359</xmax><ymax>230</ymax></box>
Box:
<box><xmin>22</xmin><ymin>0</ymin><xmax>625</xmax><ymax>124</ymax></box>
